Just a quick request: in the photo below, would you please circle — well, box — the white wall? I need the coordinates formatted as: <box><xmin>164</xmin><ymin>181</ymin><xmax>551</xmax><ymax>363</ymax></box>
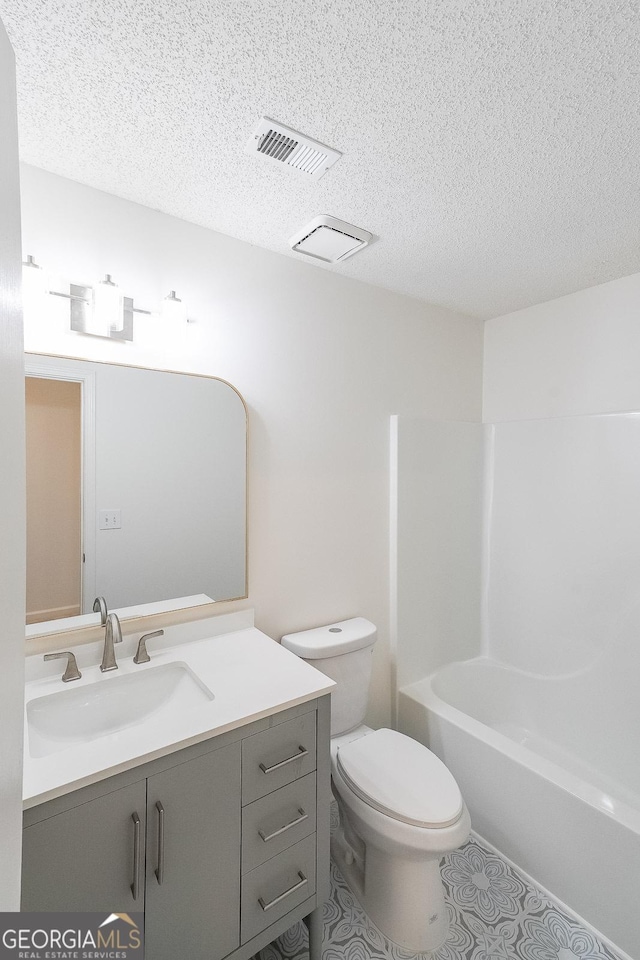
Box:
<box><xmin>484</xmin><ymin>271</ymin><xmax>640</xmax><ymax>421</ymax></box>
<box><xmin>0</xmin><ymin>20</ymin><xmax>26</xmax><ymax>910</ymax></box>
<box><xmin>20</xmin><ymin>164</ymin><xmax>484</xmax><ymax>726</ymax></box>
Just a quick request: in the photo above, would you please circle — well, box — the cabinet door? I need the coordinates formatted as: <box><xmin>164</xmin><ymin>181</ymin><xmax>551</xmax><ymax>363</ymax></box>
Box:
<box><xmin>22</xmin><ymin>780</ymin><xmax>146</xmax><ymax>912</ymax></box>
<box><xmin>144</xmin><ymin>742</ymin><xmax>241</xmax><ymax>960</ymax></box>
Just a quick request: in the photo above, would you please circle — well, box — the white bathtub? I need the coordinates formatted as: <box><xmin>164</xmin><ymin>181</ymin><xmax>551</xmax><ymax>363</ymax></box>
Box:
<box><xmin>398</xmin><ymin>657</ymin><xmax>640</xmax><ymax>959</ymax></box>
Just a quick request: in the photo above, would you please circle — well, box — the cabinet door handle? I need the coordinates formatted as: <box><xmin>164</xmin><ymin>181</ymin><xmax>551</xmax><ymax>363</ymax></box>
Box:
<box><xmin>258</xmin><ymin>808</ymin><xmax>308</xmax><ymax>843</ymax></box>
<box><xmin>155</xmin><ymin>801</ymin><xmax>165</xmax><ymax>885</ymax></box>
<box><xmin>258</xmin><ymin>871</ymin><xmax>308</xmax><ymax>912</ymax></box>
<box><xmin>259</xmin><ymin>745</ymin><xmax>308</xmax><ymax>774</ymax></box>
<box><xmin>131</xmin><ymin>812</ymin><xmax>141</xmax><ymax>901</ymax></box>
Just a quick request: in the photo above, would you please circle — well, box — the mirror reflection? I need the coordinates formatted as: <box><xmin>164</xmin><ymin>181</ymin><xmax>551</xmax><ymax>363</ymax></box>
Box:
<box><xmin>25</xmin><ymin>355</ymin><xmax>247</xmax><ymax>631</ymax></box>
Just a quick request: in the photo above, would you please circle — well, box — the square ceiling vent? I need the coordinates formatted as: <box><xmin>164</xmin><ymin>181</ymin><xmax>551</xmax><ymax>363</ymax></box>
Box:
<box><xmin>289</xmin><ymin>216</ymin><xmax>373</xmax><ymax>263</ymax></box>
<box><xmin>246</xmin><ymin>117</ymin><xmax>341</xmax><ymax>180</ymax></box>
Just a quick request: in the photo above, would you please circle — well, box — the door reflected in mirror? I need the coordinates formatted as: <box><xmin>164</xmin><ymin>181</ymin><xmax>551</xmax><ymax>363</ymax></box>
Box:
<box><xmin>25</xmin><ymin>355</ymin><xmax>247</xmax><ymax>635</ymax></box>
<box><xmin>26</xmin><ymin>375</ymin><xmax>83</xmax><ymax>622</ymax></box>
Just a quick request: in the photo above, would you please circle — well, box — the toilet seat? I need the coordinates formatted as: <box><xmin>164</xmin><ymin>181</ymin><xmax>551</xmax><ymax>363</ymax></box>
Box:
<box><xmin>336</xmin><ymin>728</ymin><xmax>463</xmax><ymax>829</ymax></box>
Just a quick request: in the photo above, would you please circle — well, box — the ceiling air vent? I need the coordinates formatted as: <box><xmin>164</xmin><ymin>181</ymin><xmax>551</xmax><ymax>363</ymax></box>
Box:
<box><xmin>289</xmin><ymin>216</ymin><xmax>373</xmax><ymax>263</ymax></box>
<box><xmin>246</xmin><ymin>117</ymin><xmax>341</xmax><ymax>180</ymax></box>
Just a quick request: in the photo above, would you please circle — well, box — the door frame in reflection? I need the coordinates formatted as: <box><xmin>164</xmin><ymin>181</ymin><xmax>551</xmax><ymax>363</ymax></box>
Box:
<box><xmin>26</xmin><ymin>357</ymin><xmax>97</xmax><ymax>620</ymax></box>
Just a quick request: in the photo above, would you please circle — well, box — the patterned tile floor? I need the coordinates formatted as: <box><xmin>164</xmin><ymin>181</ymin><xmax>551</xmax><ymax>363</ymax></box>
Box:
<box><xmin>258</xmin><ymin>808</ymin><xmax>623</xmax><ymax>960</ymax></box>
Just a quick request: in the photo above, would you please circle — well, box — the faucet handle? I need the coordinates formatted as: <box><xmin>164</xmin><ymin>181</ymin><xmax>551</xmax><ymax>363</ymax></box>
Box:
<box><xmin>44</xmin><ymin>651</ymin><xmax>82</xmax><ymax>682</ymax></box>
<box><xmin>134</xmin><ymin>630</ymin><xmax>164</xmax><ymax>665</ymax></box>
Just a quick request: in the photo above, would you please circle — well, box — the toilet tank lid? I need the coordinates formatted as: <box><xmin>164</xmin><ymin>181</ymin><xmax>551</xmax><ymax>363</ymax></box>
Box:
<box><xmin>336</xmin><ymin>728</ymin><xmax>463</xmax><ymax>829</ymax></box>
<box><xmin>281</xmin><ymin>617</ymin><xmax>377</xmax><ymax>658</ymax></box>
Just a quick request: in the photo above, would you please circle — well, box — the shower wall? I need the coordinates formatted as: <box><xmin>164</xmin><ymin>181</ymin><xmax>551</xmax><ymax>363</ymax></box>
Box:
<box><xmin>391</xmin><ymin>418</ymin><xmax>483</xmax><ymax>697</ymax></box>
<box><xmin>483</xmin><ymin>269</ymin><xmax>640</xmax><ymax>674</ymax></box>
<box><xmin>394</xmin><ymin>272</ymin><xmax>640</xmax><ymax>693</ymax></box>
<box><xmin>394</xmin><ymin>409</ymin><xmax>640</xmax><ymax>693</ymax></box>
<box><xmin>488</xmin><ymin>414</ymin><xmax>640</xmax><ymax>675</ymax></box>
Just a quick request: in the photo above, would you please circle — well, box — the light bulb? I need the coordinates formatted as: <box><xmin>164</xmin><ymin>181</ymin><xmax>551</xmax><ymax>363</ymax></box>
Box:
<box><xmin>22</xmin><ymin>254</ymin><xmax>46</xmax><ymax>303</ymax></box>
<box><xmin>91</xmin><ymin>275</ymin><xmax>124</xmax><ymax>336</ymax></box>
<box><xmin>162</xmin><ymin>290</ymin><xmax>187</xmax><ymax>325</ymax></box>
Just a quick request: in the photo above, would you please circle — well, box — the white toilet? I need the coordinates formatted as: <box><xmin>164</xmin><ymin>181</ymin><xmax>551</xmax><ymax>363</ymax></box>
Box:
<box><xmin>281</xmin><ymin>617</ymin><xmax>470</xmax><ymax>953</ymax></box>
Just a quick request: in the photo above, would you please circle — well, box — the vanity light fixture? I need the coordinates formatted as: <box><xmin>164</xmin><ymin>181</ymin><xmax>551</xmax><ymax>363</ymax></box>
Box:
<box><xmin>67</xmin><ymin>274</ymin><xmax>135</xmax><ymax>341</ymax></box>
<box><xmin>40</xmin><ymin>267</ymin><xmax>135</xmax><ymax>341</ymax></box>
<box><xmin>22</xmin><ymin>254</ymin><xmax>190</xmax><ymax>342</ymax></box>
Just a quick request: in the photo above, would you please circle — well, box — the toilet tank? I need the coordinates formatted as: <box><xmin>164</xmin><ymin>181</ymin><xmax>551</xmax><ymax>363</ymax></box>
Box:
<box><xmin>281</xmin><ymin>618</ymin><xmax>377</xmax><ymax>736</ymax></box>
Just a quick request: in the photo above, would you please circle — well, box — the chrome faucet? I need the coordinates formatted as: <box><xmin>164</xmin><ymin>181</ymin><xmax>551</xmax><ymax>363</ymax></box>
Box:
<box><xmin>93</xmin><ymin>596</ymin><xmax>108</xmax><ymax>625</ymax></box>
<box><xmin>100</xmin><ymin>613</ymin><xmax>123</xmax><ymax>672</ymax></box>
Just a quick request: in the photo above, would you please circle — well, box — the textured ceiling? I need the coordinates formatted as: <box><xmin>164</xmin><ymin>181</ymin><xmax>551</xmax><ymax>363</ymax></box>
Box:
<box><xmin>2</xmin><ymin>0</ymin><xmax>640</xmax><ymax>319</ymax></box>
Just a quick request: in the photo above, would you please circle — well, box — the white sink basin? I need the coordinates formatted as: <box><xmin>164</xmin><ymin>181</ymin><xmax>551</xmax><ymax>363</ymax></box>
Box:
<box><xmin>27</xmin><ymin>662</ymin><xmax>214</xmax><ymax>758</ymax></box>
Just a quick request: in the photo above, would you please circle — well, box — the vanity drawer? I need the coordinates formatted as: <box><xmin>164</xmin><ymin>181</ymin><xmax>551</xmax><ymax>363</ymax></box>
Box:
<box><xmin>242</xmin><ymin>772</ymin><xmax>316</xmax><ymax>873</ymax></box>
<box><xmin>241</xmin><ymin>833</ymin><xmax>316</xmax><ymax>943</ymax></box>
<box><xmin>242</xmin><ymin>711</ymin><xmax>316</xmax><ymax>804</ymax></box>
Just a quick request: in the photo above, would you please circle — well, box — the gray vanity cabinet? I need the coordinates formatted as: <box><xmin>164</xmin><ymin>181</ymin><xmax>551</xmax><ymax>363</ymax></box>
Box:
<box><xmin>22</xmin><ymin>779</ymin><xmax>147</xmax><ymax>913</ymax></box>
<box><xmin>22</xmin><ymin>696</ymin><xmax>331</xmax><ymax>960</ymax></box>
<box><xmin>21</xmin><ymin>744</ymin><xmax>242</xmax><ymax>952</ymax></box>
<box><xmin>144</xmin><ymin>742</ymin><xmax>241</xmax><ymax>960</ymax></box>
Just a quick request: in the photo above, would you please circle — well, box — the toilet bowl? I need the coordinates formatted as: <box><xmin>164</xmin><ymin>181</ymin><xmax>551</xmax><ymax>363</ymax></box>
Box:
<box><xmin>281</xmin><ymin>619</ymin><xmax>470</xmax><ymax>953</ymax></box>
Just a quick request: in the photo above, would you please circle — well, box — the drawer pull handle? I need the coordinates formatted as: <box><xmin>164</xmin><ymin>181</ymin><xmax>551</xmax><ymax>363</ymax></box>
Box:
<box><xmin>258</xmin><ymin>808</ymin><xmax>308</xmax><ymax>843</ymax></box>
<box><xmin>259</xmin><ymin>745</ymin><xmax>308</xmax><ymax>775</ymax></box>
<box><xmin>131</xmin><ymin>812</ymin><xmax>141</xmax><ymax>901</ymax></box>
<box><xmin>258</xmin><ymin>871</ymin><xmax>308</xmax><ymax>912</ymax></box>
<box><xmin>155</xmin><ymin>801</ymin><xmax>165</xmax><ymax>885</ymax></box>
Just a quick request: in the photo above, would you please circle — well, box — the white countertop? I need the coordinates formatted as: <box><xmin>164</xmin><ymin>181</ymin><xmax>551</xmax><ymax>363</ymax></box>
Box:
<box><xmin>23</xmin><ymin>618</ymin><xmax>335</xmax><ymax>809</ymax></box>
